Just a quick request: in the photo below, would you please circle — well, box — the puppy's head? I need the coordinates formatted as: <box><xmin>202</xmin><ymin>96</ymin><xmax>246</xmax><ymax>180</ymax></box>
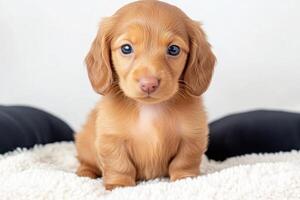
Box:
<box><xmin>86</xmin><ymin>0</ymin><xmax>216</xmax><ymax>104</ymax></box>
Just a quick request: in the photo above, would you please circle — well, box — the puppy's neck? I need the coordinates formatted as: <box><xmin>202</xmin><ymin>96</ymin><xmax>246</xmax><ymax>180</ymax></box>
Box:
<box><xmin>138</xmin><ymin>104</ymin><xmax>164</xmax><ymax>126</ymax></box>
<box><xmin>138</xmin><ymin>103</ymin><xmax>164</xmax><ymax>115</ymax></box>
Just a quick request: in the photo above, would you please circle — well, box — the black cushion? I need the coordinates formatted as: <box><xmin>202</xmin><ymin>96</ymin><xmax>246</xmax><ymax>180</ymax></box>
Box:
<box><xmin>206</xmin><ymin>110</ymin><xmax>300</xmax><ymax>161</ymax></box>
<box><xmin>0</xmin><ymin>105</ymin><xmax>74</xmax><ymax>154</ymax></box>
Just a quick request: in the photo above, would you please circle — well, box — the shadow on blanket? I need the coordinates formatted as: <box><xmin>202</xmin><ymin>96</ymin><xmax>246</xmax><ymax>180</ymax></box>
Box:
<box><xmin>1</xmin><ymin>105</ymin><xmax>299</xmax><ymax>161</ymax></box>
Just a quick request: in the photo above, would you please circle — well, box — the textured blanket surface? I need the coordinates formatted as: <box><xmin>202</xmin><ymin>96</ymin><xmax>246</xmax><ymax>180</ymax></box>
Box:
<box><xmin>0</xmin><ymin>142</ymin><xmax>300</xmax><ymax>200</ymax></box>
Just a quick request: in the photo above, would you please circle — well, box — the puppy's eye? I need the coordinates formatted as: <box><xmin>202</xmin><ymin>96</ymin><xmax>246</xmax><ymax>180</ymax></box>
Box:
<box><xmin>167</xmin><ymin>45</ymin><xmax>181</xmax><ymax>56</ymax></box>
<box><xmin>121</xmin><ymin>44</ymin><xmax>133</xmax><ymax>55</ymax></box>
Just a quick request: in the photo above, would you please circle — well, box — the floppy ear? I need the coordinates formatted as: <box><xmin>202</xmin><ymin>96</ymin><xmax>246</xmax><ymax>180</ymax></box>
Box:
<box><xmin>184</xmin><ymin>20</ymin><xmax>216</xmax><ymax>96</ymax></box>
<box><xmin>85</xmin><ymin>18</ymin><xmax>114</xmax><ymax>95</ymax></box>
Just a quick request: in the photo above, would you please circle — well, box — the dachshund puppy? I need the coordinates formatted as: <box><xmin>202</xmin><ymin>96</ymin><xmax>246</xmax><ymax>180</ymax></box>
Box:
<box><xmin>75</xmin><ymin>0</ymin><xmax>216</xmax><ymax>190</ymax></box>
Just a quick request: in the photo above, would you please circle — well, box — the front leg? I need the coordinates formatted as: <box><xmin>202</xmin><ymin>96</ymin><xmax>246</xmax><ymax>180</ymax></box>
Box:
<box><xmin>96</xmin><ymin>134</ymin><xmax>136</xmax><ymax>190</ymax></box>
<box><xmin>169</xmin><ymin>133</ymin><xmax>207</xmax><ymax>181</ymax></box>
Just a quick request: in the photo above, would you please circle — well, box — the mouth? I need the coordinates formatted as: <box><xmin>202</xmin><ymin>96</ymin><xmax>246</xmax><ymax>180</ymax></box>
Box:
<box><xmin>136</xmin><ymin>95</ymin><xmax>157</xmax><ymax>100</ymax></box>
<box><xmin>135</xmin><ymin>95</ymin><xmax>160</xmax><ymax>103</ymax></box>
<box><xmin>133</xmin><ymin>87</ymin><xmax>176</xmax><ymax>104</ymax></box>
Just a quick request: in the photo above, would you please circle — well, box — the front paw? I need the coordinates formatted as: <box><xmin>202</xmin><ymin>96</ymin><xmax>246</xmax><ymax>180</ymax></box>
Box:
<box><xmin>169</xmin><ymin>169</ymin><xmax>200</xmax><ymax>181</ymax></box>
<box><xmin>77</xmin><ymin>170</ymin><xmax>98</xmax><ymax>179</ymax></box>
<box><xmin>104</xmin><ymin>174</ymin><xmax>136</xmax><ymax>190</ymax></box>
<box><xmin>76</xmin><ymin>164</ymin><xmax>99</xmax><ymax>179</ymax></box>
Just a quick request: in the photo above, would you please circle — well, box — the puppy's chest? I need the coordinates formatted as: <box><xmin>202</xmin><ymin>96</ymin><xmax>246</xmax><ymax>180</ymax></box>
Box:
<box><xmin>129</xmin><ymin>105</ymin><xmax>180</xmax><ymax>156</ymax></box>
<box><xmin>127</xmin><ymin>105</ymin><xmax>181</xmax><ymax>179</ymax></box>
<box><xmin>131</xmin><ymin>105</ymin><xmax>180</xmax><ymax>139</ymax></box>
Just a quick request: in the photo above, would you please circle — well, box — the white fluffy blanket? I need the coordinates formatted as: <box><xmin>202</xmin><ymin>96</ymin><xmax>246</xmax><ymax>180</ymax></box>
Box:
<box><xmin>1</xmin><ymin>142</ymin><xmax>300</xmax><ymax>200</ymax></box>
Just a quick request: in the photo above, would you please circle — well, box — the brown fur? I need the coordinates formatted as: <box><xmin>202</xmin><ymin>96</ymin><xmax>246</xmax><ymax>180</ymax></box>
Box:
<box><xmin>75</xmin><ymin>0</ymin><xmax>216</xmax><ymax>190</ymax></box>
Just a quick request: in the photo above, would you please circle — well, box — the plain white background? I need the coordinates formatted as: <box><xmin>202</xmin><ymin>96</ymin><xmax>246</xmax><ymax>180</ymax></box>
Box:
<box><xmin>1</xmin><ymin>0</ymin><xmax>300</xmax><ymax>130</ymax></box>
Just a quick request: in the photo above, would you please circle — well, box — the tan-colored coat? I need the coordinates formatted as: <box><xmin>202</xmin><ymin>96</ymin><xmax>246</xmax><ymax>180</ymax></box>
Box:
<box><xmin>75</xmin><ymin>0</ymin><xmax>216</xmax><ymax>190</ymax></box>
